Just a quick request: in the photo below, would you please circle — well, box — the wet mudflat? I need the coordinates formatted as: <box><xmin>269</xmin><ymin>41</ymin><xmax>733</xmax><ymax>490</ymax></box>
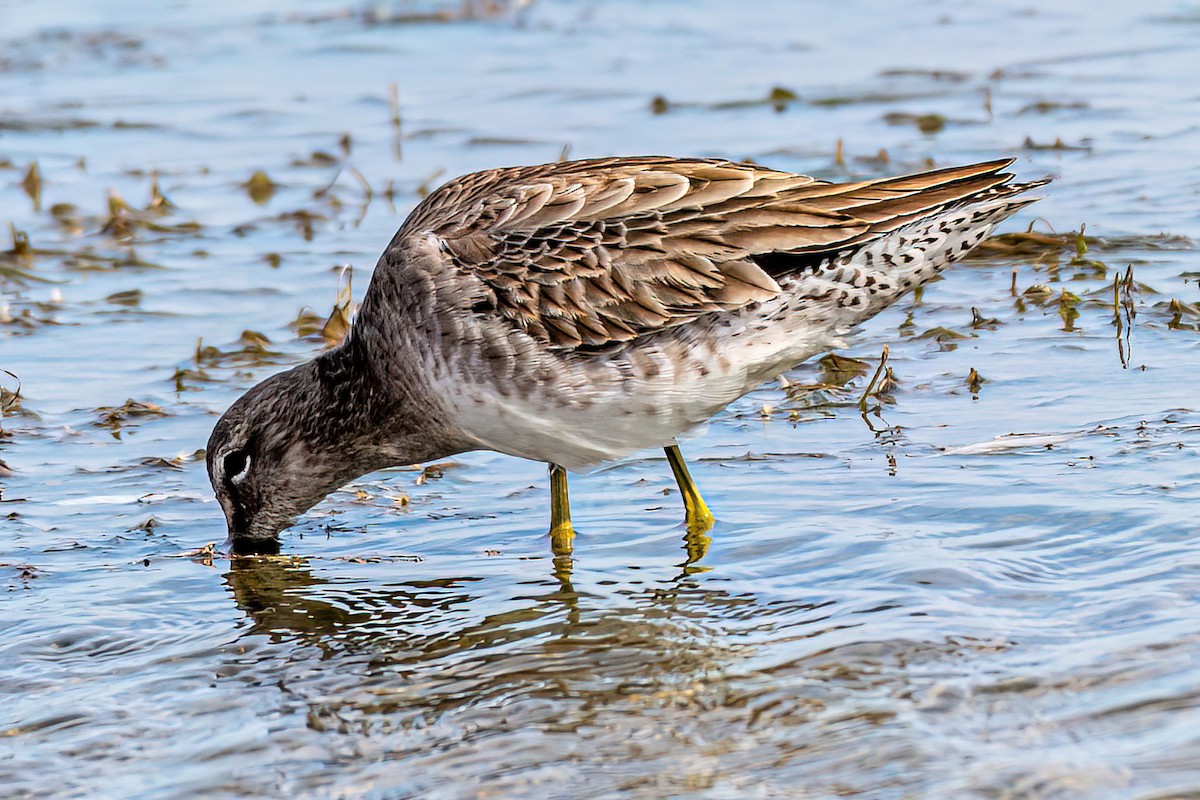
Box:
<box><xmin>3</xmin><ymin>1</ymin><xmax>1200</xmax><ymax>797</ymax></box>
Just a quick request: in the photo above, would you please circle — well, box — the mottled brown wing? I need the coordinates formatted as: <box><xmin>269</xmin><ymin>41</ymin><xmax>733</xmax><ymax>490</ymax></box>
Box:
<box><xmin>399</xmin><ymin>156</ymin><xmax>1018</xmax><ymax>349</ymax></box>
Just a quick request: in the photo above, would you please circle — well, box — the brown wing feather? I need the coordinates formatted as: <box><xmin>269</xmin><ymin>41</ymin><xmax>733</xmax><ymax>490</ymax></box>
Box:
<box><xmin>398</xmin><ymin>156</ymin><xmax>1021</xmax><ymax>349</ymax></box>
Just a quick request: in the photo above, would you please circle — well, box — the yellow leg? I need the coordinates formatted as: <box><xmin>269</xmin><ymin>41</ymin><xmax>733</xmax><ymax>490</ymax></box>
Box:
<box><xmin>665</xmin><ymin>444</ymin><xmax>715</xmax><ymax>535</ymax></box>
<box><xmin>548</xmin><ymin>464</ymin><xmax>576</xmax><ymax>558</ymax></box>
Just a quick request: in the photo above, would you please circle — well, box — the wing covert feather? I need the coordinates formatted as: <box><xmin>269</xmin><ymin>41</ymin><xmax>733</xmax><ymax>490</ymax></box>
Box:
<box><xmin>397</xmin><ymin>156</ymin><xmax>1021</xmax><ymax>349</ymax></box>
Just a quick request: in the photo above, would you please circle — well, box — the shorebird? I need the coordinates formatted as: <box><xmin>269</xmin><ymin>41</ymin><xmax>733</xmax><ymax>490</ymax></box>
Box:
<box><xmin>207</xmin><ymin>156</ymin><xmax>1044</xmax><ymax>556</ymax></box>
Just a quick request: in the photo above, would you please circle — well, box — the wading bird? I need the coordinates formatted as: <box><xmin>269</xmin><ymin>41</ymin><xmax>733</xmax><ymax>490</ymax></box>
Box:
<box><xmin>207</xmin><ymin>156</ymin><xmax>1044</xmax><ymax>558</ymax></box>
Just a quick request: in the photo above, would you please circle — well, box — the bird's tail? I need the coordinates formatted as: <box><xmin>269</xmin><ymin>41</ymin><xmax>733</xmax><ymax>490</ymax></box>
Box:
<box><xmin>791</xmin><ymin>176</ymin><xmax>1051</xmax><ymax>329</ymax></box>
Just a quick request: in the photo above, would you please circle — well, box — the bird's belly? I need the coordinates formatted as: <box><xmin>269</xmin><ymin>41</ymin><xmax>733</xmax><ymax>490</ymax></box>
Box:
<box><xmin>446</xmin><ymin>297</ymin><xmax>853</xmax><ymax>471</ymax></box>
<box><xmin>452</xmin><ymin>387</ymin><xmax>699</xmax><ymax>471</ymax></box>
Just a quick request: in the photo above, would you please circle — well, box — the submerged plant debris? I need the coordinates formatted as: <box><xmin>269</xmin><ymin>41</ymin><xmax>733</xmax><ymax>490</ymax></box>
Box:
<box><xmin>1</xmin><ymin>370</ymin><xmax>22</xmax><ymax>437</ymax></box>
<box><xmin>94</xmin><ymin>399</ymin><xmax>166</xmax><ymax>437</ymax></box>
<box><xmin>321</xmin><ymin>267</ymin><xmax>355</xmax><ymax>346</ymax></box>
<box><xmin>817</xmin><ymin>353</ymin><xmax>870</xmax><ymax>387</ymax></box>
<box><xmin>243</xmin><ymin>170</ymin><xmax>279</xmax><ymax>205</ymax></box>
<box><xmin>883</xmin><ymin>111</ymin><xmax>951</xmax><ymax>134</ymax></box>
<box><xmin>20</xmin><ymin>161</ymin><xmax>42</xmax><ymax>211</ymax></box>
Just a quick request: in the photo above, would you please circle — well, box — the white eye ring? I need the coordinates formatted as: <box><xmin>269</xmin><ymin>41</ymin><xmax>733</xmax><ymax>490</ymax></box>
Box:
<box><xmin>231</xmin><ymin>456</ymin><xmax>251</xmax><ymax>485</ymax></box>
<box><xmin>224</xmin><ymin>451</ymin><xmax>251</xmax><ymax>485</ymax></box>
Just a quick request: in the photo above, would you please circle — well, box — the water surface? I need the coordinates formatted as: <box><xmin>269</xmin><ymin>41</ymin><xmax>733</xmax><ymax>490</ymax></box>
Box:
<box><xmin>3</xmin><ymin>1</ymin><xmax>1200</xmax><ymax>797</ymax></box>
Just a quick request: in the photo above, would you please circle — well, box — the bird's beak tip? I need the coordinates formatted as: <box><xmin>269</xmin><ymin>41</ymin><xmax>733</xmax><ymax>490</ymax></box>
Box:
<box><xmin>226</xmin><ymin>533</ymin><xmax>282</xmax><ymax>556</ymax></box>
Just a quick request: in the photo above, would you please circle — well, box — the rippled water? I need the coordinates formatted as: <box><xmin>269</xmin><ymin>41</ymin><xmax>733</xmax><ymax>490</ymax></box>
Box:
<box><xmin>3</xmin><ymin>1</ymin><xmax>1200</xmax><ymax>797</ymax></box>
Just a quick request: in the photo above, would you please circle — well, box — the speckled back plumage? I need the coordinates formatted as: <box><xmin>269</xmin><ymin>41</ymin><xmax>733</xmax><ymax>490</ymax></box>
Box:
<box><xmin>355</xmin><ymin>156</ymin><xmax>1045</xmax><ymax>469</ymax></box>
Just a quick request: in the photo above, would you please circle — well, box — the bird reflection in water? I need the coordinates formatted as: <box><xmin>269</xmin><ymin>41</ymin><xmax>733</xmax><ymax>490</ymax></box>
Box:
<box><xmin>218</xmin><ymin>534</ymin><xmax>745</xmax><ymax>737</ymax></box>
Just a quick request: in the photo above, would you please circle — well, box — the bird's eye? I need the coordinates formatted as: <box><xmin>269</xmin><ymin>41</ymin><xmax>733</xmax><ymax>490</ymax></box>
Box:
<box><xmin>224</xmin><ymin>450</ymin><xmax>251</xmax><ymax>485</ymax></box>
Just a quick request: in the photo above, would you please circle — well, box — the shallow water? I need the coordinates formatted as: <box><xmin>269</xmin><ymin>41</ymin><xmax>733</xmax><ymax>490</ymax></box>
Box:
<box><xmin>3</xmin><ymin>1</ymin><xmax>1200</xmax><ymax>797</ymax></box>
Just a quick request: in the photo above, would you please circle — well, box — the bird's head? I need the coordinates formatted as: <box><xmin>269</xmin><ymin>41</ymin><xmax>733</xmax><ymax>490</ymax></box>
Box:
<box><xmin>206</xmin><ymin>362</ymin><xmax>368</xmax><ymax>555</ymax></box>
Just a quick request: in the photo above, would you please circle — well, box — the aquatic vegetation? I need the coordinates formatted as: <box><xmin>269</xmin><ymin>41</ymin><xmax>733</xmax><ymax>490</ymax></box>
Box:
<box><xmin>104</xmin><ymin>289</ymin><xmax>143</xmax><ymax>307</ymax></box>
<box><xmin>817</xmin><ymin>353</ymin><xmax>869</xmax><ymax>387</ymax></box>
<box><xmin>291</xmin><ymin>150</ymin><xmax>340</xmax><ymax>168</ymax></box>
<box><xmin>1113</xmin><ymin>266</ymin><xmax>1136</xmax><ymax>367</ymax></box>
<box><xmin>242</xmin><ymin>170</ymin><xmax>278</xmax><ymax>205</ymax></box>
<box><xmin>319</xmin><ymin>267</ymin><xmax>354</xmax><ymax>346</ymax></box>
<box><xmin>650</xmin><ymin>85</ymin><xmax>800</xmax><ymax>114</ymax></box>
<box><xmin>1</xmin><ymin>370</ymin><xmax>22</xmax><ymax>439</ymax></box>
<box><xmin>882</xmin><ymin>111</ymin><xmax>949</xmax><ymax>134</ymax></box>
<box><xmin>272</xmin><ymin>209</ymin><xmax>324</xmax><ymax>241</ymax></box>
<box><xmin>144</xmin><ymin>173</ymin><xmax>176</xmax><ymax>214</ymax></box>
<box><xmin>879</xmin><ymin>68</ymin><xmax>972</xmax><ymax>82</ymax></box>
<box><xmin>20</xmin><ymin>162</ymin><xmax>42</xmax><ymax>211</ymax></box>
<box><xmin>1017</xmin><ymin>99</ymin><xmax>1090</xmax><ymax>115</ymax></box>
<box><xmin>389</xmin><ymin>82</ymin><xmax>403</xmax><ymax>160</ymax></box>
<box><xmin>288</xmin><ymin>307</ymin><xmax>325</xmax><ymax>338</ymax></box>
<box><xmin>1021</xmin><ymin>135</ymin><xmax>1092</xmax><ymax>152</ymax></box>
<box><xmin>857</xmin><ymin>346</ymin><xmax>891</xmax><ymax>414</ymax></box>
<box><xmin>94</xmin><ymin>399</ymin><xmax>166</xmax><ymax>438</ymax></box>
<box><xmin>1164</xmin><ymin>297</ymin><xmax>1200</xmax><ymax>330</ymax></box>
<box><xmin>195</xmin><ymin>331</ymin><xmax>282</xmax><ymax>367</ymax></box>
<box><xmin>970</xmin><ymin>307</ymin><xmax>1001</xmax><ymax>329</ymax></box>
<box><xmin>1057</xmin><ymin>288</ymin><xmax>1082</xmax><ymax>331</ymax></box>
<box><xmin>966</xmin><ymin>367</ymin><xmax>985</xmax><ymax>395</ymax></box>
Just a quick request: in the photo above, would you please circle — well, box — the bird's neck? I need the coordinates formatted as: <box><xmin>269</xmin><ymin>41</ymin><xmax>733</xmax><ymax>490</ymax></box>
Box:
<box><xmin>309</xmin><ymin>329</ymin><xmax>469</xmax><ymax>471</ymax></box>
